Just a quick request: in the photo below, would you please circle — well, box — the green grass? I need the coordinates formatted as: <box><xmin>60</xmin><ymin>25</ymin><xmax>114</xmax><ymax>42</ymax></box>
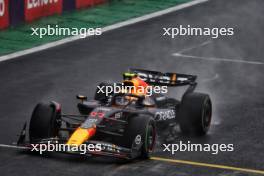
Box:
<box><xmin>0</xmin><ymin>0</ymin><xmax>191</xmax><ymax>56</ymax></box>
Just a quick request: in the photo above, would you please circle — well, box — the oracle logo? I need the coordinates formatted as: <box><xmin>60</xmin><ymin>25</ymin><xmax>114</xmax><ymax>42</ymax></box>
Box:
<box><xmin>27</xmin><ymin>0</ymin><xmax>59</xmax><ymax>9</ymax></box>
<box><xmin>0</xmin><ymin>0</ymin><xmax>5</xmax><ymax>17</ymax></box>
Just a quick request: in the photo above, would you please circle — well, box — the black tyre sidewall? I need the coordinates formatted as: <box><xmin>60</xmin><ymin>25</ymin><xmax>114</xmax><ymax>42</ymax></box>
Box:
<box><xmin>29</xmin><ymin>103</ymin><xmax>60</xmax><ymax>142</ymax></box>
<box><xmin>119</xmin><ymin>114</ymin><xmax>156</xmax><ymax>159</ymax></box>
<box><xmin>141</xmin><ymin>119</ymin><xmax>156</xmax><ymax>159</ymax></box>
<box><xmin>178</xmin><ymin>93</ymin><xmax>212</xmax><ymax>136</ymax></box>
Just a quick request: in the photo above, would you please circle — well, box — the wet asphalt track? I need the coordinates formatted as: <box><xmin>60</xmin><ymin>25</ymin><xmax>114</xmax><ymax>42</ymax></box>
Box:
<box><xmin>0</xmin><ymin>0</ymin><xmax>264</xmax><ymax>175</ymax></box>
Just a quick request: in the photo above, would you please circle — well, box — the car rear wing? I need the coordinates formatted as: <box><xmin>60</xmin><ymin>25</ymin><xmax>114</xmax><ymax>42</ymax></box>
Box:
<box><xmin>129</xmin><ymin>68</ymin><xmax>197</xmax><ymax>86</ymax></box>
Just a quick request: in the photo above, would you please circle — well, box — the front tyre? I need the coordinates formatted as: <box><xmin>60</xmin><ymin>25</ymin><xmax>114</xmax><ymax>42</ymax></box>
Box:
<box><xmin>29</xmin><ymin>102</ymin><xmax>61</xmax><ymax>142</ymax></box>
<box><xmin>178</xmin><ymin>92</ymin><xmax>212</xmax><ymax>136</ymax></box>
<box><xmin>120</xmin><ymin>114</ymin><xmax>156</xmax><ymax>159</ymax></box>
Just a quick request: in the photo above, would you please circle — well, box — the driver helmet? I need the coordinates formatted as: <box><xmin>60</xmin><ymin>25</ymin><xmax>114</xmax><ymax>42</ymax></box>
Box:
<box><xmin>122</xmin><ymin>72</ymin><xmax>149</xmax><ymax>96</ymax></box>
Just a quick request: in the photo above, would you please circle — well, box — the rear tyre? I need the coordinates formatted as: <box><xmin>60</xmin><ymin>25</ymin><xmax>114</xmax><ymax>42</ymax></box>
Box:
<box><xmin>178</xmin><ymin>92</ymin><xmax>212</xmax><ymax>136</ymax></box>
<box><xmin>119</xmin><ymin>114</ymin><xmax>156</xmax><ymax>159</ymax></box>
<box><xmin>29</xmin><ymin>102</ymin><xmax>61</xmax><ymax>142</ymax></box>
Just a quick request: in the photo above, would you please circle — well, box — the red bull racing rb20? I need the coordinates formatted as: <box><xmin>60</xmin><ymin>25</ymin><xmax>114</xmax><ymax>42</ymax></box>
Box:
<box><xmin>17</xmin><ymin>69</ymin><xmax>212</xmax><ymax>161</ymax></box>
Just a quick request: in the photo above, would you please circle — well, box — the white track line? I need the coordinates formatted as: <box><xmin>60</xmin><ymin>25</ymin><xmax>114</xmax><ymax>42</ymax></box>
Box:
<box><xmin>172</xmin><ymin>53</ymin><xmax>264</xmax><ymax>65</ymax></box>
<box><xmin>177</xmin><ymin>40</ymin><xmax>212</xmax><ymax>54</ymax></box>
<box><xmin>201</xmin><ymin>73</ymin><xmax>219</xmax><ymax>83</ymax></box>
<box><xmin>0</xmin><ymin>144</ymin><xmax>29</xmax><ymax>149</ymax></box>
<box><xmin>0</xmin><ymin>0</ymin><xmax>209</xmax><ymax>63</ymax></box>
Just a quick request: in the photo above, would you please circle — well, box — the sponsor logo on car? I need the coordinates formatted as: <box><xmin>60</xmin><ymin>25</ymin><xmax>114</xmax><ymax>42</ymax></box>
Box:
<box><xmin>97</xmin><ymin>107</ymin><xmax>111</xmax><ymax>111</ymax></box>
<box><xmin>137</xmin><ymin>72</ymin><xmax>171</xmax><ymax>84</ymax></box>
<box><xmin>100</xmin><ymin>143</ymin><xmax>121</xmax><ymax>153</ymax></box>
<box><xmin>90</xmin><ymin>111</ymin><xmax>105</xmax><ymax>118</ymax></box>
<box><xmin>114</xmin><ymin>112</ymin><xmax>122</xmax><ymax>119</ymax></box>
<box><xmin>155</xmin><ymin>110</ymin><xmax>175</xmax><ymax>121</ymax></box>
<box><xmin>87</xmin><ymin>118</ymin><xmax>98</xmax><ymax>123</ymax></box>
<box><xmin>0</xmin><ymin>0</ymin><xmax>5</xmax><ymax>17</ymax></box>
<box><xmin>135</xmin><ymin>135</ymin><xmax>142</xmax><ymax>145</ymax></box>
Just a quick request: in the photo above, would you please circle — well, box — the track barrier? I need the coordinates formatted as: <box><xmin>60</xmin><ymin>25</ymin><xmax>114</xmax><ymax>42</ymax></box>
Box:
<box><xmin>0</xmin><ymin>0</ymin><xmax>108</xmax><ymax>30</ymax></box>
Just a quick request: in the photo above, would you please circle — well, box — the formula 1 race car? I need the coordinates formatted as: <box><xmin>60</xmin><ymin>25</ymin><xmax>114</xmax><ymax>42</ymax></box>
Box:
<box><xmin>17</xmin><ymin>69</ymin><xmax>212</xmax><ymax>160</ymax></box>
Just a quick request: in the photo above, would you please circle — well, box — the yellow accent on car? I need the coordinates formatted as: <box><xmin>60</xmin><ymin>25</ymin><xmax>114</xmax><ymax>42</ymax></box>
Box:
<box><xmin>66</xmin><ymin>128</ymin><xmax>94</xmax><ymax>146</ymax></box>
